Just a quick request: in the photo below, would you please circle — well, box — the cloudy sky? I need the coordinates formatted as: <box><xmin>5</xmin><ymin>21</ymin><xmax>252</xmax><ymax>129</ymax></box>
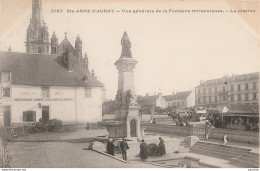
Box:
<box><xmin>0</xmin><ymin>0</ymin><xmax>259</xmax><ymax>99</ymax></box>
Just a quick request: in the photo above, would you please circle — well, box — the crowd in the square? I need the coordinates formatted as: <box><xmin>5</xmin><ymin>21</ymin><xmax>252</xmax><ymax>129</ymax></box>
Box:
<box><xmin>106</xmin><ymin>137</ymin><xmax>166</xmax><ymax>161</ymax></box>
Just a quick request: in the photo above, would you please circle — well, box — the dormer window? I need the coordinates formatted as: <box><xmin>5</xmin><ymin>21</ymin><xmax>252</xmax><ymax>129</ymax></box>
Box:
<box><xmin>42</xmin><ymin>87</ymin><xmax>49</xmax><ymax>97</ymax></box>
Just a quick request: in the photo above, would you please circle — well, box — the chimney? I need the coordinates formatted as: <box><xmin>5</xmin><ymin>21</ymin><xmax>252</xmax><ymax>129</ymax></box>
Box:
<box><xmin>200</xmin><ymin>80</ymin><xmax>204</xmax><ymax>85</ymax></box>
<box><xmin>172</xmin><ymin>91</ymin><xmax>175</xmax><ymax>95</ymax></box>
<box><xmin>146</xmin><ymin>93</ymin><xmax>149</xmax><ymax>96</ymax></box>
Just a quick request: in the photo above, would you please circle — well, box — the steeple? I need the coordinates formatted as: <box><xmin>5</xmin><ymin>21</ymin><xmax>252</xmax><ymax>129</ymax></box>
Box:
<box><xmin>84</xmin><ymin>52</ymin><xmax>89</xmax><ymax>70</ymax></box>
<box><xmin>75</xmin><ymin>34</ymin><xmax>82</xmax><ymax>59</ymax></box>
<box><xmin>26</xmin><ymin>0</ymin><xmax>50</xmax><ymax>54</ymax></box>
<box><xmin>31</xmin><ymin>0</ymin><xmax>43</xmax><ymax>28</ymax></box>
<box><xmin>51</xmin><ymin>31</ymin><xmax>58</xmax><ymax>54</ymax></box>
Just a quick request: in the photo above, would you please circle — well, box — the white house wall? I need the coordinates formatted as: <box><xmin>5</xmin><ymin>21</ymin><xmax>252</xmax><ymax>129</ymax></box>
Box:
<box><xmin>76</xmin><ymin>87</ymin><xmax>103</xmax><ymax>123</ymax></box>
<box><xmin>1</xmin><ymin>84</ymin><xmax>103</xmax><ymax>125</ymax></box>
<box><xmin>186</xmin><ymin>89</ymin><xmax>195</xmax><ymax>107</ymax></box>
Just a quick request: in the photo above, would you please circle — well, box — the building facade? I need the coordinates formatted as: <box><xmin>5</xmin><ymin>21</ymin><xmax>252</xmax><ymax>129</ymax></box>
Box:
<box><xmin>139</xmin><ymin>93</ymin><xmax>166</xmax><ymax>114</ymax></box>
<box><xmin>163</xmin><ymin>90</ymin><xmax>195</xmax><ymax>110</ymax></box>
<box><xmin>0</xmin><ymin>0</ymin><xmax>104</xmax><ymax>126</ymax></box>
<box><xmin>195</xmin><ymin>72</ymin><xmax>259</xmax><ymax>107</ymax></box>
<box><xmin>0</xmin><ymin>52</ymin><xmax>104</xmax><ymax>126</ymax></box>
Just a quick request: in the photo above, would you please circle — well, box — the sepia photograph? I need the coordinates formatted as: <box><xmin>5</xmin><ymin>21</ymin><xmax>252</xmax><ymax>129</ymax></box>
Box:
<box><xmin>0</xmin><ymin>0</ymin><xmax>259</xmax><ymax>169</ymax></box>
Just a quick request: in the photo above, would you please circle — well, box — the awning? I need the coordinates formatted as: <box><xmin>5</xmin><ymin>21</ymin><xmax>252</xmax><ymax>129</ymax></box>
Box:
<box><xmin>223</xmin><ymin>113</ymin><xmax>259</xmax><ymax>117</ymax></box>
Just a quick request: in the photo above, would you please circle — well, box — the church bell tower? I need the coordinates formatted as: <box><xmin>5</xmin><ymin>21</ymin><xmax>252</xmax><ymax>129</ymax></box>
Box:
<box><xmin>26</xmin><ymin>0</ymin><xmax>50</xmax><ymax>54</ymax></box>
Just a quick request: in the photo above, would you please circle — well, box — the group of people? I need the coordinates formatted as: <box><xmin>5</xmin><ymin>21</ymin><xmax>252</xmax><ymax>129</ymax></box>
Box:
<box><xmin>140</xmin><ymin>137</ymin><xmax>166</xmax><ymax>161</ymax></box>
<box><xmin>106</xmin><ymin>137</ymin><xmax>129</xmax><ymax>161</ymax></box>
<box><xmin>106</xmin><ymin>137</ymin><xmax>166</xmax><ymax>162</ymax></box>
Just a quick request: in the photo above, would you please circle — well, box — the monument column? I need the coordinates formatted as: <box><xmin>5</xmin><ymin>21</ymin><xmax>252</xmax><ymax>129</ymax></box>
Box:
<box><xmin>114</xmin><ymin>31</ymin><xmax>138</xmax><ymax>118</ymax></box>
<box><xmin>127</xmin><ymin>120</ymin><xmax>131</xmax><ymax>137</ymax></box>
<box><xmin>102</xmin><ymin>31</ymin><xmax>142</xmax><ymax>138</ymax></box>
<box><xmin>137</xmin><ymin>119</ymin><xmax>141</xmax><ymax>137</ymax></box>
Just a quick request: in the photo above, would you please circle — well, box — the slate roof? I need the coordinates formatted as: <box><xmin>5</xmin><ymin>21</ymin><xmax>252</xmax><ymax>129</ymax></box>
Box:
<box><xmin>0</xmin><ymin>51</ymin><xmax>104</xmax><ymax>87</ymax></box>
<box><xmin>163</xmin><ymin>91</ymin><xmax>191</xmax><ymax>101</ymax></box>
<box><xmin>197</xmin><ymin>72</ymin><xmax>259</xmax><ymax>87</ymax></box>
<box><xmin>226</xmin><ymin>105</ymin><xmax>259</xmax><ymax>114</ymax></box>
<box><xmin>209</xmin><ymin>104</ymin><xmax>259</xmax><ymax>115</ymax></box>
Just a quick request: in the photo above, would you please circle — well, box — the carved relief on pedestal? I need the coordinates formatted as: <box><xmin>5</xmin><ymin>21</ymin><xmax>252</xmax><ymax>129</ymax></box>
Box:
<box><xmin>126</xmin><ymin>89</ymin><xmax>138</xmax><ymax>108</ymax></box>
<box><xmin>115</xmin><ymin>90</ymin><xmax>122</xmax><ymax>108</ymax></box>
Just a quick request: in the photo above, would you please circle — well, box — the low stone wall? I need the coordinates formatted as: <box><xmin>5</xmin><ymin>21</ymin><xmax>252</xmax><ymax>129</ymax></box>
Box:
<box><xmin>143</xmin><ymin>123</ymin><xmax>259</xmax><ymax>144</ymax></box>
<box><xmin>143</xmin><ymin>123</ymin><xmax>191</xmax><ymax>136</ymax></box>
<box><xmin>209</xmin><ymin>128</ymin><xmax>259</xmax><ymax>144</ymax></box>
<box><xmin>102</xmin><ymin>114</ymin><xmax>115</xmax><ymax>120</ymax></box>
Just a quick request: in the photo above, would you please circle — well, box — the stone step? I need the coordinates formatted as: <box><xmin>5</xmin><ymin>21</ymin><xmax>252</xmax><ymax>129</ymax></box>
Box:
<box><xmin>246</xmin><ymin>152</ymin><xmax>259</xmax><ymax>158</ymax></box>
<box><xmin>190</xmin><ymin>147</ymin><xmax>244</xmax><ymax>160</ymax></box>
<box><xmin>193</xmin><ymin>142</ymin><xmax>250</xmax><ymax>153</ymax></box>
<box><xmin>236</xmin><ymin>155</ymin><xmax>259</xmax><ymax>165</ymax></box>
<box><xmin>234</xmin><ymin>153</ymin><xmax>259</xmax><ymax>165</ymax></box>
<box><xmin>198</xmin><ymin>141</ymin><xmax>251</xmax><ymax>151</ymax></box>
<box><xmin>191</xmin><ymin>144</ymin><xmax>248</xmax><ymax>157</ymax></box>
<box><xmin>230</xmin><ymin>158</ymin><xmax>259</xmax><ymax>168</ymax></box>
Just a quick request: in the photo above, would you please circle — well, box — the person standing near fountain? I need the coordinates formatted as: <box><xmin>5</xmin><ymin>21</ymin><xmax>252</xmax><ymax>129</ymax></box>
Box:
<box><xmin>120</xmin><ymin>138</ymin><xmax>129</xmax><ymax>161</ymax></box>
<box><xmin>158</xmin><ymin>137</ymin><xmax>166</xmax><ymax>156</ymax></box>
<box><xmin>106</xmin><ymin>139</ymin><xmax>115</xmax><ymax>156</ymax></box>
<box><xmin>140</xmin><ymin>139</ymin><xmax>148</xmax><ymax>161</ymax></box>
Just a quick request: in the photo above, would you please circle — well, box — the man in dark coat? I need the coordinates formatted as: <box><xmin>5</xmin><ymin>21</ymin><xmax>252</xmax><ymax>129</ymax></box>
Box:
<box><xmin>158</xmin><ymin>137</ymin><xmax>166</xmax><ymax>156</ymax></box>
<box><xmin>120</xmin><ymin>137</ymin><xmax>129</xmax><ymax>161</ymax></box>
<box><xmin>106</xmin><ymin>139</ymin><xmax>115</xmax><ymax>156</ymax></box>
<box><xmin>140</xmin><ymin>139</ymin><xmax>148</xmax><ymax>161</ymax></box>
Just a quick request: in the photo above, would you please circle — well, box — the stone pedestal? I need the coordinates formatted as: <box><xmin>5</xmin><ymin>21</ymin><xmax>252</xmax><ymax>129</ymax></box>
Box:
<box><xmin>141</xmin><ymin>126</ymin><xmax>146</xmax><ymax>137</ymax></box>
<box><xmin>184</xmin><ymin>136</ymin><xmax>199</xmax><ymax>148</ymax></box>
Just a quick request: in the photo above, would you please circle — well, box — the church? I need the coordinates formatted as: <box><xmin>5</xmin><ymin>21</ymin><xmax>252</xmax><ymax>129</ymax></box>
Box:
<box><xmin>0</xmin><ymin>0</ymin><xmax>105</xmax><ymax>126</ymax></box>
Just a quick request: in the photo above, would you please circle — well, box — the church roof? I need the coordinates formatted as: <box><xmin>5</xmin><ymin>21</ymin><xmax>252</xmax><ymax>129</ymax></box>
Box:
<box><xmin>0</xmin><ymin>51</ymin><xmax>104</xmax><ymax>87</ymax></box>
<box><xmin>58</xmin><ymin>36</ymin><xmax>75</xmax><ymax>54</ymax></box>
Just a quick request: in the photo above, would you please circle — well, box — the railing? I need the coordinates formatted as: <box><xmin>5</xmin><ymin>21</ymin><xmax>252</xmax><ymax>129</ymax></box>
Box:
<box><xmin>192</xmin><ymin>126</ymin><xmax>206</xmax><ymax>139</ymax></box>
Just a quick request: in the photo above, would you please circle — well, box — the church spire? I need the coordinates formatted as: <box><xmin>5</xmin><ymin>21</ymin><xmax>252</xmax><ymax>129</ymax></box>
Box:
<box><xmin>32</xmin><ymin>0</ymin><xmax>43</xmax><ymax>28</ymax></box>
<box><xmin>75</xmin><ymin>34</ymin><xmax>82</xmax><ymax>59</ymax></box>
<box><xmin>26</xmin><ymin>0</ymin><xmax>50</xmax><ymax>54</ymax></box>
<box><xmin>51</xmin><ymin>31</ymin><xmax>58</xmax><ymax>54</ymax></box>
<box><xmin>84</xmin><ymin>52</ymin><xmax>89</xmax><ymax>70</ymax></box>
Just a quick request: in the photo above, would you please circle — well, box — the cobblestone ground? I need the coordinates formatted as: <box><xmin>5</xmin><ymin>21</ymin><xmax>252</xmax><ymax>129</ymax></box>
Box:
<box><xmin>6</xmin><ymin>129</ymin><xmax>159</xmax><ymax>168</ymax></box>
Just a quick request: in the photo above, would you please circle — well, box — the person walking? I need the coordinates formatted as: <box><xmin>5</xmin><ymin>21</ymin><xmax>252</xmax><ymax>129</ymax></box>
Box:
<box><xmin>158</xmin><ymin>137</ymin><xmax>166</xmax><ymax>156</ymax></box>
<box><xmin>120</xmin><ymin>137</ymin><xmax>129</xmax><ymax>161</ymax></box>
<box><xmin>106</xmin><ymin>139</ymin><xmax>115</xmax><ymax>156</ymax></box>
<box><xmin>223</xmin><ymin>135</ymin><xmax>228</xmax><ymax>145</ymax></box>
<box><xmin>140</xmin><ymin>139</ymin><xmax>148</xmax><ymax>161</ymax></box>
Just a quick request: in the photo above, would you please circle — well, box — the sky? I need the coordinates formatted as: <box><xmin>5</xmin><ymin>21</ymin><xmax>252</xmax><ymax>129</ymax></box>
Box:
<box><xmin>0</xmin><ymin>0</ymin><xmax>259</xmax><ymax>99</ymax></box>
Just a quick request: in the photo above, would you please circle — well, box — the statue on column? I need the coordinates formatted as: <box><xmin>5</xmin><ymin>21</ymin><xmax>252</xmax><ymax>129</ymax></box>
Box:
<box><xmin>121</xmin><ymin>32</ymin><xmax>132</xmax><ymax>58</ymax></box>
